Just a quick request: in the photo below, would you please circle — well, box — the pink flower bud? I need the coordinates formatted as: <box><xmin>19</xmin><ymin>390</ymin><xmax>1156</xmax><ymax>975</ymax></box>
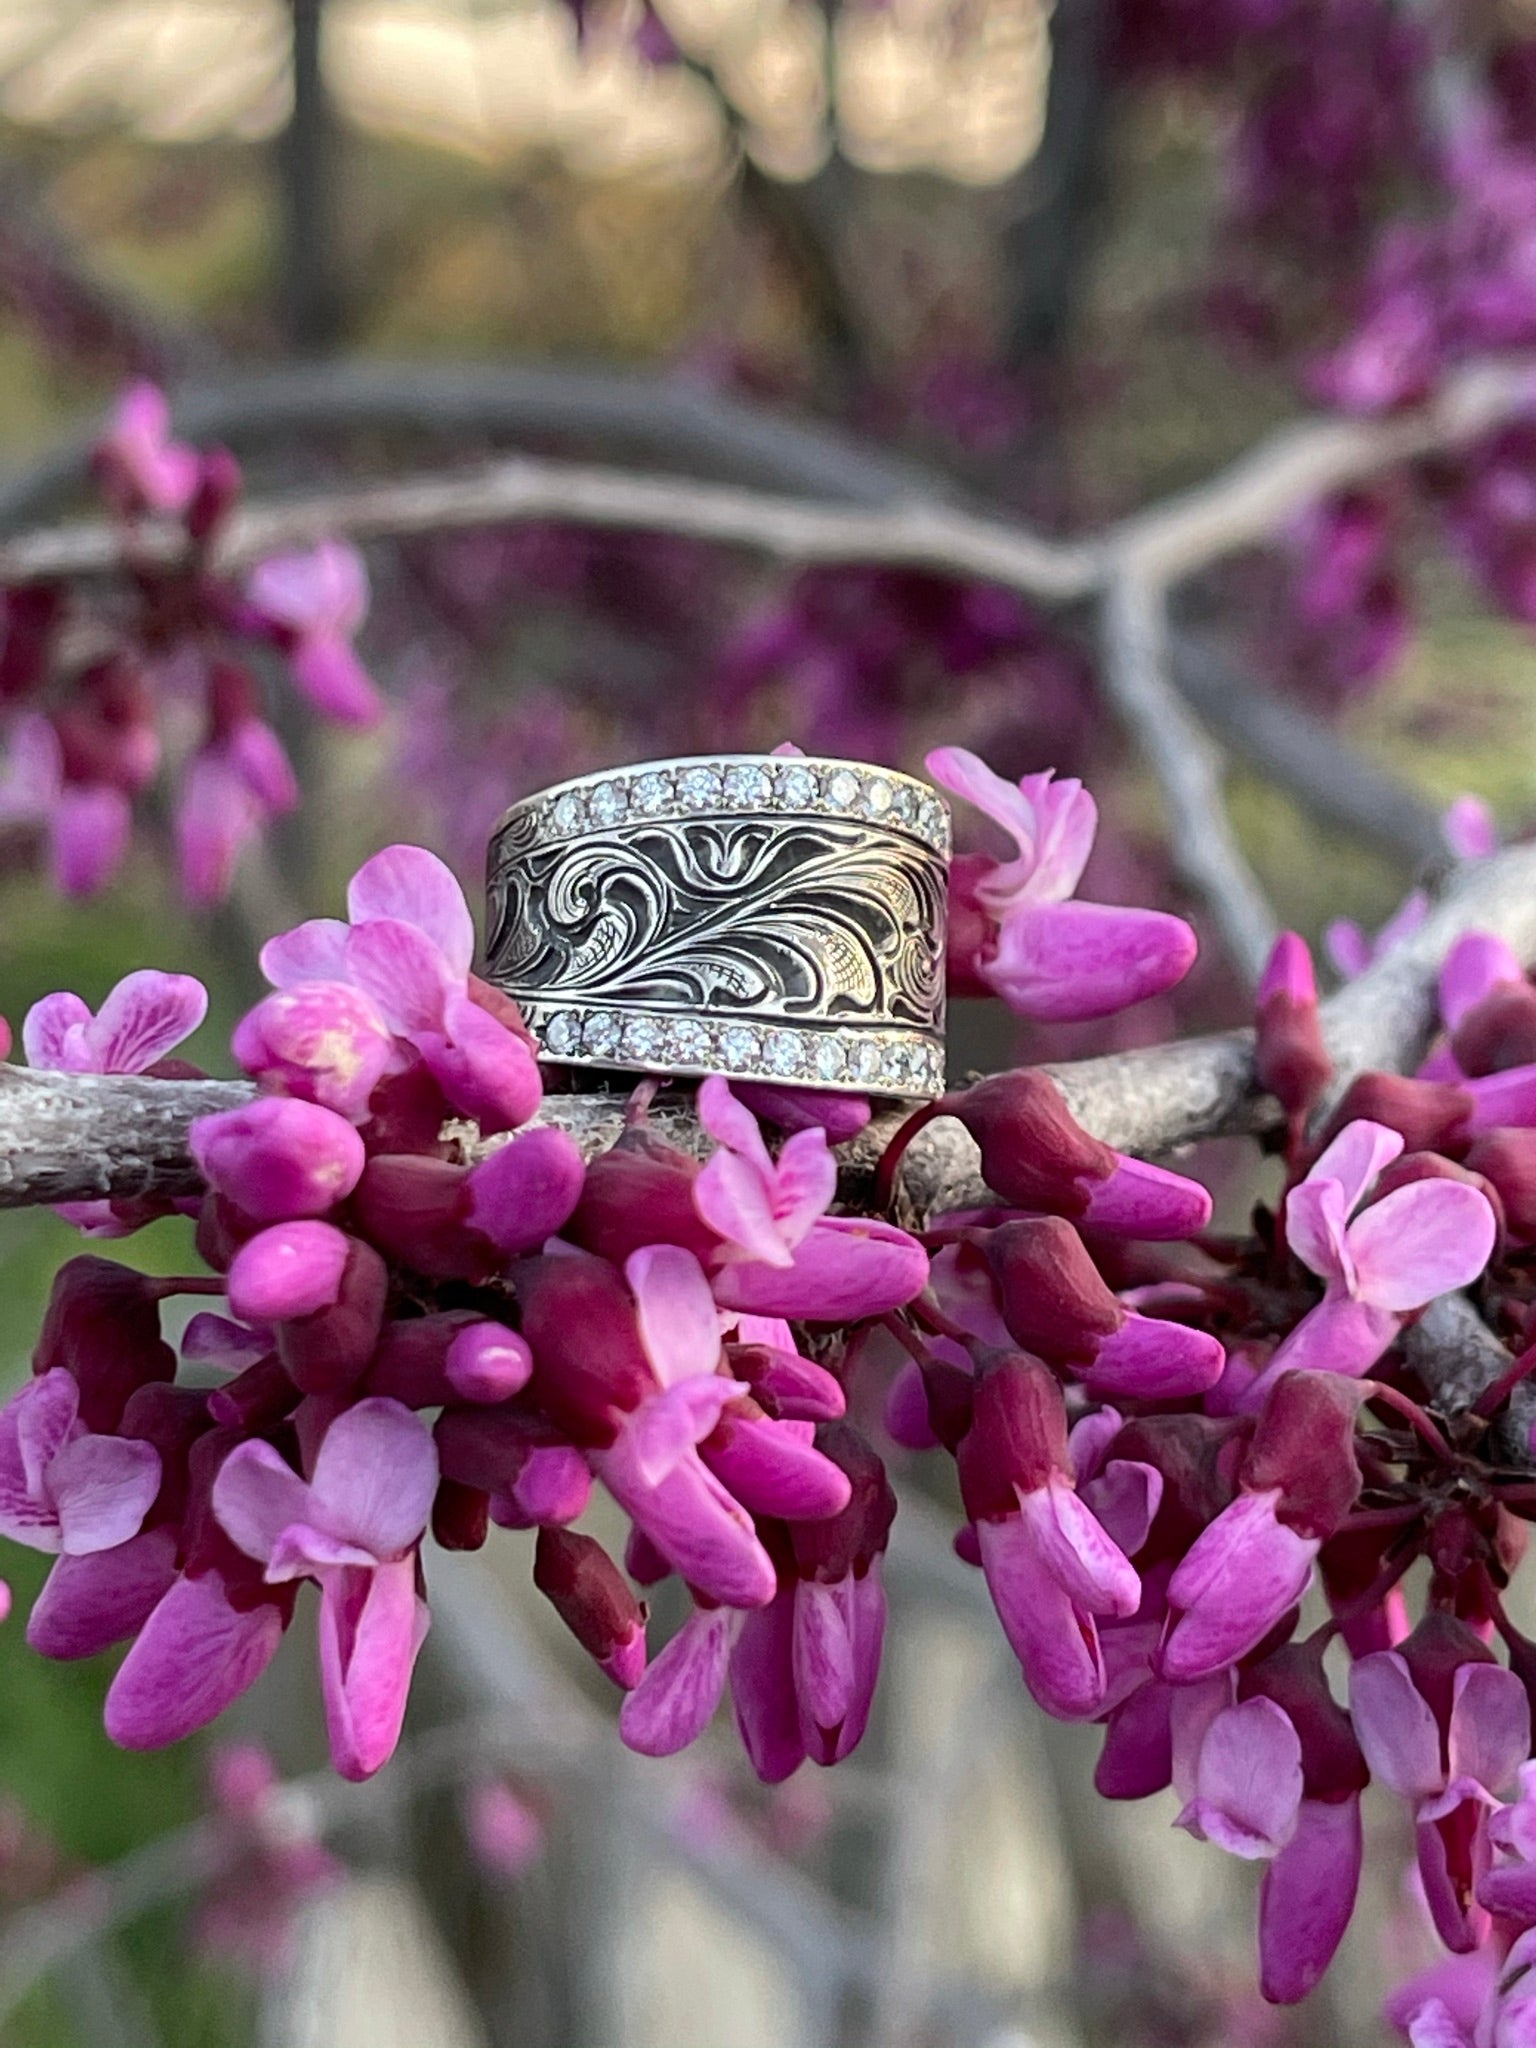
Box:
<box><xmin>226</xmin><ymin>1220</ymin><xmax>352</xmax><ymax>1324</ymax></box>
<box><xmin>191</xmin><ymin>1098</ymin><xmax>365</xmax><ymax>1222</ymax></box>
<box><xmin>231</xmin><ymin>982</ymin><xmax>395</xmax><ymax>1121</ymax></box>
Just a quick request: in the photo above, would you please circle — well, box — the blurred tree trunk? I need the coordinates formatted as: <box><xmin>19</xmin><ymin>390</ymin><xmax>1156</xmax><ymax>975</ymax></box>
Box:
<box><xmin>278</xmin><ymin>0</ymin><xmax>343</xmax><ymax>352</ymax></box>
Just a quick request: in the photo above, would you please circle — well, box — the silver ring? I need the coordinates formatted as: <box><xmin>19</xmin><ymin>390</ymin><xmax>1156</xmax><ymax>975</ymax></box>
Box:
<box><xmin>484</xmin><ymin>754</ymin><xmax>949</xmax><ymax>1098</ymax></box>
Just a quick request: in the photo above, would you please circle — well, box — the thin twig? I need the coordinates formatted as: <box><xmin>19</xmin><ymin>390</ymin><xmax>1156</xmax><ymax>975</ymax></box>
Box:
<box><xmin>1099</xmin><ymin>569</ymin><xmax>1279</xmax><ymax>980</ymax></box>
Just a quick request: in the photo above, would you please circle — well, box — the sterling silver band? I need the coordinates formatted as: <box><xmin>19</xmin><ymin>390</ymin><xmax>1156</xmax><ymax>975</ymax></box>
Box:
<box><xmin>484</xmin><ymin>754</ymin><xmax>950</xmax><ymax>1097</ymax></box>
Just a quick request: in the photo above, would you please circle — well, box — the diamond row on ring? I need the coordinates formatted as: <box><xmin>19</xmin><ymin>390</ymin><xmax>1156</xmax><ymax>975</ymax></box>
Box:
<box><xmin>525</xmin><ymin>1003</ymin><xmax>945</xmax><ymax>1099</ymax></box>
<box><xmin>521</xmin><ymin>757</ymin><xmax>950</xmax><ymax>856</ymax></box>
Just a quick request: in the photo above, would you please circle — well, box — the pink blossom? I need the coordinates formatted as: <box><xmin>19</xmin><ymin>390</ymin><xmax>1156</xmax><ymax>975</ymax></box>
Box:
<box><xmin>592</xmin><ymin>1244</ymin><xmax>794</xmax><ymax>1608</ymax></box>
<box><xmin>260</xmin><ymin>844</ymin><xmax>541</xmax><ymax>1134</ymax></box>
<box><xmin>925</xmin><ymin>747</ymin><xmax>1197</xmax><ymax>1020</ymax></box>
<box><xmin>957</xmin><ymin>1354</ymin><xmax>1144</xmax><ymax>1719</ymax></box>
<box><xmin>23</xmin><ymin>969</ymin><xmax>207</xmax><ymax>1075</ymax></box>
<box><xmin>1326</xmin><ymin>889</ymin><xmax>1430</xmax><ymax>980</ymax></box>
<box><xmin>175</xmin><ymin>722</ymin><xmax>298</xmax><ymax>907</ymax></box>
<box><xmin>247</xmin><ymin>542</ymin><xmax>382</xmax><ymax>728</ymax></box>
<box><xmin>197</xmin><ymin>1741</ymin><xmax>341</xmax><ymax>1973</ymax></box>
<box><xmin>0</xmin><ymin>1370</ymin><xmax>159</xmax><ymax>1556</ymax></box>
<box><xmin>94</xmin><ymin>382</ymin><xmax>200</xmax><ymax>515</ymax></box>
<box><xmin>695</xmin><ymin>1079</ymin><xmax>927</xmax><ymax>1320</ymax></box>
<box><xmin>1252</xmin><ymin>1120</ymin><xmax>1496</xmax><ymax>1395</ymax></box>
<box><xmin>0</xmin><ymin>714</ymin><xmax>132</xmax><ymax>899</ymax></box>
<box><xmin>1352</xmin><ymin>1619</ymin><xmax>1530</xmax><ymax>1953</ymax></box>
<box><xmin>191</xmin><ymin>1098</ymin><xmax>366</xmax><ymax>1223</ymax></box>
<box><xmin>213</xmin><ymin>1398</ymin><xmax>438</xmax><ymax>1779</ymax></box>
<box><xmin>1175</xmin><ymin>1691</ymin><xmax>1304</xmax><ymax>1858</ymax></box>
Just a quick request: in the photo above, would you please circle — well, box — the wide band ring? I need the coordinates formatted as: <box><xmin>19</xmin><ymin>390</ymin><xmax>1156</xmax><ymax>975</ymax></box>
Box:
<box><xmin>484</xmin><ymin>754</ymin><xmax>950</xmax><ymax>1098</ymax></box>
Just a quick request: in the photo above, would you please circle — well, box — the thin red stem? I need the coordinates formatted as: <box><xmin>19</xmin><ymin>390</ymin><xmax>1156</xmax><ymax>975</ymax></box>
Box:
<box><xmin>873</xmin><ymin>1098</ymin><xmax>946</xmax><ymax>1211</ymax></box>
<box><xmin>1361</xmin><ymin>1380</ymin><xmax>1455</xmax><ymax>1464</ymax></box>
<box><xmin>1473</xmin><ymin>1341</ymin><xmax>1536</xmax><ymax>1421</ymax></box>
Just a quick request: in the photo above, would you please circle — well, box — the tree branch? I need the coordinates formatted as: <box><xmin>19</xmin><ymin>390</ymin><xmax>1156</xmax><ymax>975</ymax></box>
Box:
<box><xmin>4</xmin><ymin>839</ymin><xmax>1534</xmax><ymax>1215</ymax></box>
<box><xmin>1099</xmin><ymin>570</ymin><xmax>1280</xmax><ymax>980</ymax></box>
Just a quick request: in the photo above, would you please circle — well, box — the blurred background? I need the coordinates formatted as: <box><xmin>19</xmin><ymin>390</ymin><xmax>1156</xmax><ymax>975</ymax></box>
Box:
<box><xmin>0</xmin><ymin>1</ymin><xmax>1532</xmax><ymax>2042</ymax></box>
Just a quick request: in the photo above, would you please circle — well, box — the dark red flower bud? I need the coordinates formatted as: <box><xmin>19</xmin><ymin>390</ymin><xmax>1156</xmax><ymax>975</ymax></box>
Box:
<box><xmin>1241</xmin><ymin>1371</ymin><xmax>1362</xmax><ymax>1540</ymax></box>
<box><xmin>276</xmin><ymin>1236</ymin><xmax>389</xmax><ymax>1395</ymax></box>
<box><xmin>359</xmin><ymin>1061</ymin><xmax>454</xmax><ymax>1156</ymax></box>
<box><xmin>35</xmin><ymin>1256</ymin><xmax>176</xmax><ymax>1432</ymax></box>
<box><xmin>789</xmin><ymin>1422</ymin><xmax>896</xmax><ymax>1582</ymax></box>
<box><xmin>352</xmin><ymin>1155</ymin><xmax>487</xmax><ymax>1278</ymax></box>
<box><xmin>186</xmin><ymin>445</ymin><xmax>242</xmax><ymax>546</ymax></box>
<box><xmin>534</xmin><ymin>1526</ymin><xmax>647</xmax><ymax>1687</ymax></box>
<box><xmin>1238</xmin><ymin>1636</ymin><xmax>1369</xmax><ymax>1800</ymax></box>
<box><xmin>1255</xmin><ymin>933</ymin><xmax>1331</xmax><ymax>1127</ymax></box>
<box><xmin>1452</xmin><ymin>983</ymin><xmax>1536</xmax><ymax>1078</ymax></box>
<box><xmin>466</xmin><ymin>975</ymin><xmax>539</xmax><ymax>1051</ymax></box>
<box><xmin>432</xmin><ymin>1478</ymin><xmax>490</xmax><ymax>1551</ymax></box>
<box><xmin>956</xmin><ymin>1351</ymin><xmax>1068</xmax><ymax>1522</ymax></box>
<box><xmin>515</xmin><ymin>1248</ymin><xmax>655</xmax><ymax>1446</ymax></box>
<box><xmin>206</xmin><ymin>657</ymin><xmax>259</xmax><ymax>738</ymax></box>
<box><xmin>986</xmin><ymin>1216</ymin><xmax>1123</xmax><ymax>1362</ymax></box>
<box><xmin>180</xmin><ymin>1430</ymin><xmax>298</xmax><ymax>1622</ymax></box>
<box><xmin>0</xmin><ymin>584</ymin><xmax>62</xmax><ymax>701</ymax></box>
<box><xmin>565</xmin><ymin>1124</ymin><xmax>717</xmax><ymax>1267</ymax></box>
<box><xmin>1465</xmin><ymin>1129</ymin><xmax>1536</xmax><ymax>1239</ymax></box>
<box><xmin>1110</xmin><ymin>1413</ymin><xmax>1251</xmax><ymax>1554</ymax></box>
<box><xmin>1312</xmin><ymin>1073</ymin><xmax>1471</xmax><ymax>1161</ymax></box>
<box><xmin>119</xmin><ymin>1382</ymin><xmax>213</xmax><ymax>1528</ymax></box>
<box><xmin>1396</xmin><ymin>1609</ymin><xmax>1496</xmax><ymax>1737</ymax></box>
<box><xmin>944</xmin><ymin>1071</ymin><xmax>1118</xmax><ymax>1217</ymax></box>
<box><xmin>207</xmin><ymin>1354</ymin><xmax>300</xmax><ymax>1432</ymax></box>
<box><xmin>435</xmin><ymin>1403</ymin><xmax>548</xmax><ymax>1492</ymax></box>
<box><xmin>920</xmin><ymin>1351</ymin><xmax>976</xmax><ymax>1451</ymax></box>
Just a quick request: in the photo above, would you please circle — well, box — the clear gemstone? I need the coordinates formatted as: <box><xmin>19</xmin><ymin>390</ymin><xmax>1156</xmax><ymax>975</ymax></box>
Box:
<box><xmin>589</xmin><ymin>780</ymin><xmax>627</xmax><ymax>828</ymax></box>
<box><xmin>667</xmin><ymin>1018</ymin><xmax>713</xmax><ymax>1067</ymax></box>
<box><xmin>552</xmin><ymin>791</ymin><xmax>585</xmax><ymax>835</ymax></box>
<box><xmin>813</xmin><ymin>1036</ymin><xmax>846</xmax><ymax>1084</ymax></box>
<box><xmin>916</xmin><ymin>797</ymin><xmax>944</xmax><ymax>843</ymax></box>
<box><xmin>723</xmin><ymin>764</ymin><xmax>772</xmax><ymax>807</ymax></box>
<box><xmin>678</xmin><ymin>766</ymin><xmax>722</xmax><ymax>808</ymax></box>
<box><xmin>631</xmin><ymin>771</ymin><xmax>673</xmax><ymax>815</ymax></box>
<box><xmin>827</xmin><ymin>768</ymin><xmax>861</xmax><ymax>810</ymax></box>
<box><xmin>775</xmin><ymin>763</ymin><xmax>817</xmax><ymax>809</ymax></box>
<box><xmin>884</xmin><ymin>1044</ymin><xmax>911</xmax><ymax>1091</ymax></box>
<box><xmin>889</xmin><ymin>783</ymin><xmax>918</xmax><ymax>826</ymax></box>
<box><xmin>584</xmin><ymin>1011</ymin><xmax>620</xmax><ymax>1058</ymax></box>
<box><xmin>766</xmin><ymin>1029</ymin><xmax>802</xmax><ymax>1076</ymax></box>
<box><xmin>621</xmin><ymin>1015</ymin><xmax>664</xmax><ymax>1064</ymax></box>
<box><xmin>865</xmin><ymin>776</ymin><xmax>894</xmax><ymax>816</ymax></box>
<box><xmin>545</xmin><ymin>1011</ymin><xmax>580</xmax><ymax>1057</ymax></box>
<box><xmin>853</xmin><ymin>1037</ymin><xmax>883</xmax><ymax>1083</ymax></box>
<box><xmin>719</xmin><ymin>1024</ymin><xmax>763</xmax><ymax>1072</ymax></box>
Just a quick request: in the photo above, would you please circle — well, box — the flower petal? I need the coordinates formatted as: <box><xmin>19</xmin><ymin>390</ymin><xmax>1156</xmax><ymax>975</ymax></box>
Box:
<box><xmin>1258</xmin><ymin>1794</ymin><xmax>1363</xmax><ymax>2004</ymax></box>
<box><xmin>1447</xmin><ymin>1662</ymin><xmax>1530</xmax><ymax>1795</ymax></box>
<box><xmin>770</xmin><ymin>1128</ymin><xmax>837</xmax><ymax>1246</ymax></box>
<box><xmin>1303</xmin><ymin>1118</ymin><xmax>1404</xmax><ymax>1219</ymax></box>
<box><xmin>309</xmin><ymin>1398</ymin><xmax>439</xmax><ymax>1559</ymax></box>
<box><xmin>1348</xmin><ymin>1181</ymin><xmax>1497</xmax><ymax>1311</ymax></box>
<box><xmin>1286</xmin><ymin>1178</ymin><xmax>1356</xmax><ymax>1290</ymax></box>
<box><xmin>627</xmin><ymin>1244</ymin><xmax>724</xmax><ymax>1388</ymax></box>
<box><xmin>1348</xmin><ymin>1651</ymin><xmax>1445</xmax><ymax>1800</ymax></box>
<box><xmin>212</xmin><ymin>1440</ymin><xmax>313</xmax><ymax>1565</ymax></box>
<box><xmin>318</xmin><ymin>1556</ymin><xmax>428</xmax><ymax>1780</ymax></box>
<box><xmin>260</xmin><ymin>918</ymin><xmax>350</xmax><ymax>989</ymax></box>
<box><xmin>1019</xmin><ymin>1480</ymin><xmax>1141</xmax><ymax>1617</ymax></box>
<box><xmin>696</xmin><ymin>1076</ymin><xmax>775</xmax><ymax>1179</ymax></box>
<box><xmin>105</xmin><ymin>1572</ymin><xmax>286</xmax><ymax>1748</ymax></box>
<box><xmin>1176</xmin><ymin>1697</ymin><xmax>1303</xmax><ymax>1858</ymax></box>
<box><xmin>49</xmin><ymin>1433</ymin><xmax>161</xmax><ymax>1554</ymax></box>
<box><xmin>1162</xmin><ymin>1492</ymin><xmax>1317</xmax><ymax>1682</ymax></box>
<box><xmin>695</xmin><ymin>1149</ymin><xmax>791</xmax><ymax>1267</ymax></box>
<box><xmin>976</xmin><ymin>1512</ymin><xmax>1106</xmax><ymax>1719</ymax></box>
<box><xmin>619</xmin><ymin>1607</ymin><xmax>732</xmax><ymax>1756</ymax></box>
<box><xmin>711</xmin><ymin>1215</ymin><xmax>928</xmax><ymax>1322</ymax></box>
<box><xmin>346</xmin><ymin>845</ymin><xmax>474</xmax><ymax>980</ymax></box>
<box><xmin>344</xmin><ymin>918</ymin><xmax>455</xmax><ymax>1037</ymax></box>
<box><xmin>21</xmin><ymin>992</ymin><xmax>92</xmax><ymax>1071</ymax></box>
<box><xmin>26</xmin><ymin>1526</ymin><xmax>179</xmax><ymax>1659</ymax></box>
<box><xmin>983</xmin><ymin>900</ymin><xmax>1197</xmax><ymax>1022</ymax></box>
<box><xmin>86</xmin><ymin>970</ymin><xmax>207</xmax><ymax>1073</ymax></box>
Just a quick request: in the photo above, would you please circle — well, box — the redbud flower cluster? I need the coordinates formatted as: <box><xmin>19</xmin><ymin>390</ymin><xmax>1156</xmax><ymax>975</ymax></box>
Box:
<box><xmin>9</xmin><ymin>752</ymin><xmax>1536</xmax><ymax>2030</ymax></box>
<box><xmin>0</xmin><ymin>383</ymin><xmax>380</xmax><ymax>904</ymax></box>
